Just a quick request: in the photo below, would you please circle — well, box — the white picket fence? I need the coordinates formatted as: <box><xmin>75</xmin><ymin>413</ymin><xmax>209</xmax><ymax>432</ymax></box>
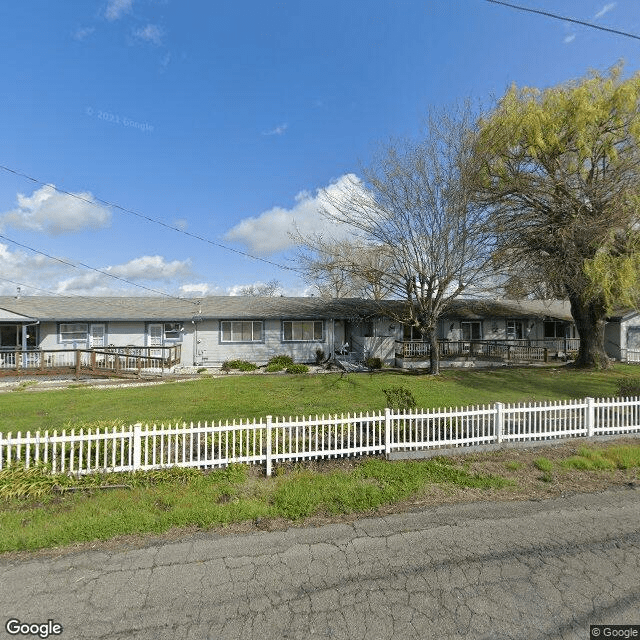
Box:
<box><xmin>1</xmin><ymin>397</ymin><xmax>639</xmax><ymax>477</ymax></box>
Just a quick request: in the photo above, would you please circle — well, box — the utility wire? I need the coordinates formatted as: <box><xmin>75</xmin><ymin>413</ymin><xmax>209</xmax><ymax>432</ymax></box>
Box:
<box><xmin>0</xmin><ymin>234</ymin><xmax>199</xmax><ymax>304</ymax></box>
<box><xmin>0</xmin><ymin>164</ymin><xmax>299</xmax><ymax>272</ymax></box>
<box><xmin>484</xmin><ymin>0</ymin><xmax>640</xmax><ymax>41</ymax></box>
<box><xmin>0</xmin><ymin>275</ymin><xmax>205</xmax><ymax>320</ymax></box>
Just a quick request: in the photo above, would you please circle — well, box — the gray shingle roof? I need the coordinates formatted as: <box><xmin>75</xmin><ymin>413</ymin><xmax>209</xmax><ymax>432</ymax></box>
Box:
<box><xmin>0</xmin><ymin>296</ymin><xmax>574</xmax><ymax>322</ymax></box>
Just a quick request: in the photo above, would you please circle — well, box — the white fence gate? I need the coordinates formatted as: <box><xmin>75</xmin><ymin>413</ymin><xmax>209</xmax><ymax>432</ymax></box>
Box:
<box><xmin>1</xmin><ymin>397</ymin><xmax>639</xmax><ymax>476</ymax></box>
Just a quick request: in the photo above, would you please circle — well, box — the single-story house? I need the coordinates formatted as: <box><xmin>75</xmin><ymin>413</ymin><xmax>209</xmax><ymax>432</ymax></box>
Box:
<box><xmin>0</xmin><ymin>295</ymin><xmax>586</xmax><ymax>371</ymax></box>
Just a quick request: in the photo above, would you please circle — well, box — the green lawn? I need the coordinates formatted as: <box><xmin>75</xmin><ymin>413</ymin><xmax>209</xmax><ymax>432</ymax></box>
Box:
<box><xmin>0</xmin><ymin>364</ymin><xmax>637</xmax><ymax>432</ymax></box>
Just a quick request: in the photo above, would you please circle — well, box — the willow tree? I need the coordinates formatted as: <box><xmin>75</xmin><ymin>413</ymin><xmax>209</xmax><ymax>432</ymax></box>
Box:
<box><xmin>474</xmin><ymin>65</ymin><xmax>640</xmax><ymax>368</ymax></box>
<box><xmin>305</xmin><ymin>104</ymin><xmax>494</xmax><ymax>374</ymax></box>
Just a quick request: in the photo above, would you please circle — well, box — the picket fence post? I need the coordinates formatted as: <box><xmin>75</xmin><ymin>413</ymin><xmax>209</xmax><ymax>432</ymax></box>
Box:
<box><xmin>586</xmin><ymin>397</ymin><xmax>595</xmax><ymax>437</ymax></box>
<box><xmin>495</xmin><ymin>403</ymin><xmax>504</xmax><ymax>444</ymax></box>
<box><xmin>265</xmin><ymin>416</ymin><xmax>273</xmax><ymax>476</ymax></box>
<box><xmin>133</xmin><ymin>423</ymin><xmax>142</xmax><ymax>471</ymax></box>
<box><xmin>384</xmin><ymin>408</ymin><xmax>391</xmax><ymax>458</ymax></box>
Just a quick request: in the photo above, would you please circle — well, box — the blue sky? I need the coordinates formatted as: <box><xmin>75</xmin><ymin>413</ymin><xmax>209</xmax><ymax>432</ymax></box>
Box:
<box><xmin>0</xmin><ymin>0</ymin><xmax>639</xmax><ymax>298</ymax></box>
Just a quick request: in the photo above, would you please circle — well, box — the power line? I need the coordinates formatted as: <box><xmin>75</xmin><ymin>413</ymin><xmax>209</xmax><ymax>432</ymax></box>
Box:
<box><xmin>484</xmin><ymin>0</ymin><xmax>640</xmax><ymax>41</ymax></box>
<box><xmin>0</xmin><ymin>234</ymin><xmax>199</xmax><ymax>304</ymax></box>
<box><xmin>0</xmin><ymin>164</ymin><xmax>298</xmax><ymax>272</ymax></box>
<box><xmin>0</xmin><ymin>276</ymin><xmax>205</xmax><ymax>320</ymax></box>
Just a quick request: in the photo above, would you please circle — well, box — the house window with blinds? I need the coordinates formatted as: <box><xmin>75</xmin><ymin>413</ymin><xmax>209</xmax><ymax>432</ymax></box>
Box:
<box><xmin>220</xmin><ymin>321</ymin><xmax>263</xmax><ymax>343</ymax></box>
<box><xmin>59</xmin><ymin>323</ymin><xmax>89</xmax><ymax>343</ymax></box>
<box><xmin>282</xmin><ymin>320</ymin><xmax>323</xmax><ymax>342</ymax></box>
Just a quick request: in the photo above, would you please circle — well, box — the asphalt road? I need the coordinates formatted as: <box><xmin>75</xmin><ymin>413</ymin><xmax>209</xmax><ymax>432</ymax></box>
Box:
<box><xmin>1</xmin><ymin>488</ymin><xmax>639</xmax><ymax>640</ymax></box>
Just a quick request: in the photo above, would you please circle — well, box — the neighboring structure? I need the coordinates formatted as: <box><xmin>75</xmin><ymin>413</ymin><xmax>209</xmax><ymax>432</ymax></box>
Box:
<box><xmin>0</xmin><ymin>295</ymin><xmax>589</xmax><ymax>372</ymax></box>
<box><xmin>604</xmin><ymin>308</ymin><xmax>640</xmax><ymax>363</ymax></box>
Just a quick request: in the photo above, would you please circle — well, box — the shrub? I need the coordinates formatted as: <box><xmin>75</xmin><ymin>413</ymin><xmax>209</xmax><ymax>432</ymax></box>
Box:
<box><xmin>286</xmin><ymin>364</ymin><xmax>309</xmax><ymax>374</ymax></box>
<box><xmin>382</xmin><ymin>386</ymin><xmax>417</xmax><ymax>410</ymax></box>
<box><xmin>265</xmin><ymin>355</ymin><xmax>295</xmax><ymax>372</ymax></box>
<box><xmin>197</xmin><ymin>367</ymin><xmax>208</xmax><ymax>374</ymax></box>
<box><xmin>221</xmin><ymin>360</ymin><xmax>258</xmax><ymax>372</ymax></box>
<box><xmin>365</xmin><ymin>356</ymin><xmax>383</xmax><ymax>370</ymax></box>
<box><xmin>315</xmin><ymin>348</ymin><xmax>325</xmax><ymax>365</ymax></box>
<box><xmin>268</xmin><ymin>355</ymin><xmax>294</xmax><ymax>367</ymax></box>
<box><xmin>616</xmin><ymin>377</ymin><xmax>640</xmax><ymax>398</ymax></box>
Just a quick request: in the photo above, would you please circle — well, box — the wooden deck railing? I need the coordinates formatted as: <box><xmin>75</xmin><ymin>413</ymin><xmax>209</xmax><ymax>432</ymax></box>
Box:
<box><xmin>396</xmin><ymin>339</ymin><xmax>580</xmax><ymax>362</ymax></box>
<box><xmin>0</xmin><ymin>345</ymin><xmax>181</xmax><ymax>377</ymax></box>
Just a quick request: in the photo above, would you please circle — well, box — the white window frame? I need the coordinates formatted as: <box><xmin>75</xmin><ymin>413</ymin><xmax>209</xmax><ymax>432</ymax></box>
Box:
<box><xmin>59</xmin><ymin>323</ymin><xmax>89</xmax><ymax>344</ymax></box>
<box><xmin>544</xmin><ymin>320</ymin><xmax>566</xmax><ymax>339</ymax></box>
<box><xmin>461</xmin><ymin>321</ymin><xmax>482</xmax><ymax>341</ymax></box>
<box><xmin>220</xmin><ymin>320</ymin><xmax>263</xmax><ymax>343</ymax></box>
<box><xmin>506</xmin><ymin>319</ymin><xmax>524</xmax><ymax>340</ymax></box>
<box><xmin>163</xmin><ymin>322</ymin><xmax>183</xmax><ymax>342</ymax></box>
<box><xmin>282</xmin><ymin>320</ymin><xmax>324</xmax><ymax>342</ymax></box>
<box><xmin>403</xmin><ymin>325</ymin><xmax>424</xmax><ymax>341</ymax></box>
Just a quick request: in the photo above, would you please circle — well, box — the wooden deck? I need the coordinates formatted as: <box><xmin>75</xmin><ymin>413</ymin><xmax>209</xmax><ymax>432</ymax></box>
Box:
<box><xmin>0</xmin><ymin>345</ymin><xmax>181</xmax><ymax>378</ymax></box>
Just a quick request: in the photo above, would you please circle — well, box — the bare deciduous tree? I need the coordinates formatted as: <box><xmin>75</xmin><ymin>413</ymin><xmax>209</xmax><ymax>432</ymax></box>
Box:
<box><xmin>295</xmin><ymin>237</ymin><xmax>391</xmax><ymax>299</ymax></box>
<box><xmin>237</xmin><ymin>279</ymin><xmax>282</xmax><ymax>297</ymax></box>
<box><xmin>299</xmin><ymin>104</ymin><xmax>494</xmax><ymax>374</ymax></box>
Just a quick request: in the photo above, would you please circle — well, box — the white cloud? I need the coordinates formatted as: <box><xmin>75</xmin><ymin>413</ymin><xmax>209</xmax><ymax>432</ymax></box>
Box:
<box><xmin>0</xmin><ymin>185</ymin><xmax>111</xmax><ymax>235</ymax></box>
<box><xmin>594</xmin><ymin>2</ymin><xmax>616</xmax><ymax>19</ymax></box>
<box><xmin>133</xmin><ymin>24</ymin><xmax>164</xmax><ymax>45</ymax></box>
<box><xmin>0</xmin><ymin>243</ymin><xmax>194</xmax><ymax>296</ymax></box>
<box><xmin>262</xmin><ymin>123</ymin><xmax>288</xmax><ymax>136</ymax></box>
<box><xmin>563</xmin><ymin>34</ymin><xmax>576</xmax><ymax>43</ymax></box>
<box><xmin>109</xmin><ymin>255</ymin><xmax>192</xmax><ymax>280</ymax></box>
<box><xmin>55</xmin><ymin>256</ymin><xmax>192</xmax><ymax>294</ymax></box>
<box><xmin>73</xmin><ymin>27</ymin><xmax>96</xmax><ymax>41</ymax></box>
<box><xmin>224</xmin><ymin>174</ymin><xmax>367</xmax><ymax>256</ymax></box>
<box><xmin>105</xmin><ymin>0</ymin><xmax>133</xmax><ymax>21</ymax></box>
<box><xmin>179</xmin><ymin>283</ymin><xmax>210</xmax><ymax>296</ymax></box>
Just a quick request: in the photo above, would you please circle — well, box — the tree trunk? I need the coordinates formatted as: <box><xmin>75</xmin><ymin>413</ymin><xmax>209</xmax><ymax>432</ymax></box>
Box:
<box><xmin>428</xmin><ymin>328</ymin><xmax>440</xmax><ymax>375</ymax></box>
<box><xmin>569</xmin><ymin>295</ymin><xmax>610</xmax><ymax>369</ymax></box>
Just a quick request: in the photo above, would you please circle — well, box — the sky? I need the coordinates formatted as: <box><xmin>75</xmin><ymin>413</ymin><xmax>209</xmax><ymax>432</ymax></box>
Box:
<box><xmin>0</xmin><ymin>0</ymin><xmax>639</xmax><ymax>299</ymax></box>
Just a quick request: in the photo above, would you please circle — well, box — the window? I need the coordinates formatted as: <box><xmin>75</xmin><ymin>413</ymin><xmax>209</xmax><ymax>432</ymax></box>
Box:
<box><xmin>506</xmin><ymin>319</ymin><xmax>524</xmax><ymax>340</ymax></box>
<box><xmin>221</xmin><ymin>321</ymin><xmax>263</xmax><ymax>342</ymax></box>
<box><xmin>461</xmin><ymin>321</ymin><xmax>482</xmax><ymax>341</ymax></box>
<box><xmin>544</xmin><ymin>321</ymin><xmax>566</xmax><ymax>338</ymax></box>
<box><xmin>59</xmin><ymin>323</ymin><xmax>88</xmax><ymax>343</ymax></box>
<box><xmin>282</xmin><ymin>320</ymin><xmax>323</xmax><ymax>342</ymax></box>
<box><xmin>163</xmin><ymin>322</ymin><xmax>182</xmax><ymax>341</ymax></box>
<box><xmin>403</xmin><ymin>325</ymin><xmax>424</xmax><ymax>341</ymax></box>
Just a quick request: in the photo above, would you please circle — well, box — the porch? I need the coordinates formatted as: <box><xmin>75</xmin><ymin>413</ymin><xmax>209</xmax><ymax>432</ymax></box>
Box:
<box><xmin>0</xmin><ymin>345</ymin><xmax>182</xmax><ymax>378</ymax></box>
<box><xmin>396</xmin><ymin>338</ymin><xmax>581</xmax><ymax>364</ymax></box>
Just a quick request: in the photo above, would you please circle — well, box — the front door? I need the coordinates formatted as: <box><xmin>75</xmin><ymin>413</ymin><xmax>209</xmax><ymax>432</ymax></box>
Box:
<box><xmin>90</xmin><ymin>324</ymin><xmax>105</xmax><ymax>348</ymax></box>
<box><xmin>148</xmin><ymin>324</ymin><xmax>163</xmax><ymax>357</ymax></box>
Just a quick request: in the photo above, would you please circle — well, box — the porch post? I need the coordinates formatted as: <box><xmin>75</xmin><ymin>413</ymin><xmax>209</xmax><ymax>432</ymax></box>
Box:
<box><xmin>21</xmin><ymin>324</ymin><xmax>28</xmax><ymax>368</ymax></box>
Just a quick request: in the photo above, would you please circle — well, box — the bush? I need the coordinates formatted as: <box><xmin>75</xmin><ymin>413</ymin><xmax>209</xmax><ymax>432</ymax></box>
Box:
<box><xmin>268</xmin><ymin>354</ymin><xmax>294</xmax><ymax>367</ymax></box>
<box><xmin>616</xmin><ymin>377</ymin><xmax>640</xmax><ymax>398</ymax></box>
<box><xmin>221</xmin><ymin>360</ymin><xmax>258</xmax><ymax>372</ymax></box>
<box><xmin>265</xmin><ymin>355</ymin><xmax>295</xmax><ymax>372</ymax></box>
<box><xmin>382</xmin><ymin>386</ymin><xmax>417</xmax><ymax>410</ymax></box>
<box><xmin>315</xmin><ymin>348</ymin><xmax>325</xmax><ymax>365</ymax></box>
<box><xmin>365</xmin><ymin>356</ymin><xmax>383</xmax><ymax>370</ymax></box>
<box><xmin>286</xmin><ymin>364</ymin><xmax>309</xmax><ymax>374</ymax></box>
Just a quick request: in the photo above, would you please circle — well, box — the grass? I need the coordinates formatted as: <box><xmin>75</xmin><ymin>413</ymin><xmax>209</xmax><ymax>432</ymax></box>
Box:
<box><xmin>561</xmin><ymin>444</ymin><xmax>640</xmax><ymax>471</ymax></box>
<box><xmin>2</xmin><ymin>441</ymin><xmax>639</xmax><ymax>553</ymax></box>
<box><xmin>1</xmin><ymin>364</ymin><xmax>639</xmax><ymax>432</ymax></box>
<box><xmin>0</xmin><ymin>458</ymin><xmax>510</xmax><ymax>552</ymax></box>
